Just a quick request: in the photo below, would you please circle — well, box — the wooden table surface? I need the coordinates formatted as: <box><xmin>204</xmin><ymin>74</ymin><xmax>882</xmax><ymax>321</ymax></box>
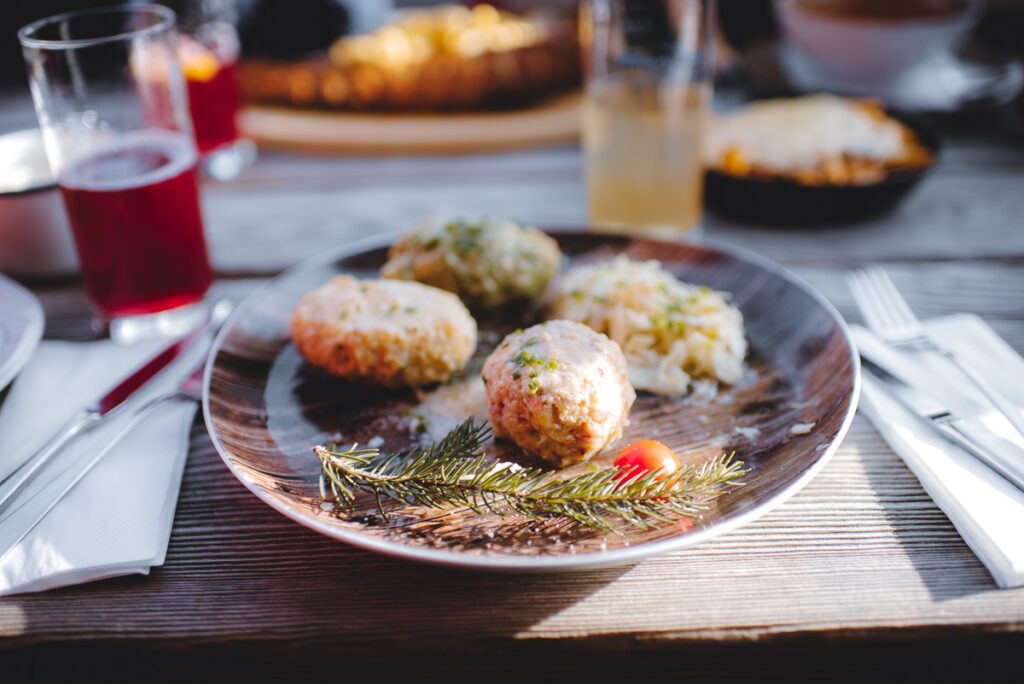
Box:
<box><xmin>1</xmin><ymin>91</ymin><xmax>1023</xmax><ymax>679</ymax></box>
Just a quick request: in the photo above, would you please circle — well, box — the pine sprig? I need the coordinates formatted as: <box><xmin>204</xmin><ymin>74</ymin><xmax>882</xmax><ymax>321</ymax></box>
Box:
<box><xmin>315</xmin><ymin>419</ymin><xmax>747</xmax><ymax>533</ymax></box>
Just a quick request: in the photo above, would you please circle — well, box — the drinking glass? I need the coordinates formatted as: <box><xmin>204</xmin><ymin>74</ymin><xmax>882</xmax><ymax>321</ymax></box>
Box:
<box><xmin>20</xmin><ymin>4</ymin><xmax>212</xmax><ymax>343</ymax></box>
<box><xmin>175</xmin><ymin>0</ymin><xmax>255</xmax><ymax>180</ymax></box>
<box><xmin>581</xmin><ymin>0</ymin><xmax>716</xmax><ymax>241</ymax></box>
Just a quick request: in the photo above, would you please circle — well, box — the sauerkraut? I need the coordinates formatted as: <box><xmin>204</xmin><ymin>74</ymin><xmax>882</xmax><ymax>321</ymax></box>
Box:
<box><xmin>547</xmin><ymin>256</ymin><xmax>746</xmax><ymax>396</ymax></box>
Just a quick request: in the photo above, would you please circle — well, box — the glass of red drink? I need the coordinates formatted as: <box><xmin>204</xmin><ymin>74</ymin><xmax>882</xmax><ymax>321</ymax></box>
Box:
<box><xmin>20</xmin><ymin>4</ymin><xmax>213</xmax><ymax>343</ymax></box>
<box><xmin>177</xmin><ymin>0</ymin><xmax>254</xmax><ymax>181</ymax></box>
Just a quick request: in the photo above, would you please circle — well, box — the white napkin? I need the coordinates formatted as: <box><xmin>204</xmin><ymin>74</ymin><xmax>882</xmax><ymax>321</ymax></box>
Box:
<box><xmin>0</xmin><ymin>337</ymin><xmax>204</xmax><ymax>596</ymax></box>
<box><xmin>854</xmin><ymin>315</ymin><xmax>1024</xmax><ymax>588</ymax></box>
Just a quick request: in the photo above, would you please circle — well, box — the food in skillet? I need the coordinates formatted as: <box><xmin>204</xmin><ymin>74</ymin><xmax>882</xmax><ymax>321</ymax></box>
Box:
<box><xmin>381</xmin><ymin>217</ymin><xmax>562</xmax><ymax>311</ymax></box>
<box><xmin>547</xmin><ymin>256</ymin><xmax>746</xmax><ymax>397</ymax></box>
<box><xmin>482</xmin><ymin>320</ymin><xmax>635</xmax><ymax>468</ymax></box>
<box><xmin>291</xmin><ymin>276</ymin><xmax>476</xmax><ymax>387</ymax></box>
<box><xmin>239</xmin><ymin>4</ymin><xmax>580</xmax><ymax>112</ymax></box>
<box><xmin>706</xmin><ymin>95</ymin><xmax>933</xmax><ymax>186</ymax></box>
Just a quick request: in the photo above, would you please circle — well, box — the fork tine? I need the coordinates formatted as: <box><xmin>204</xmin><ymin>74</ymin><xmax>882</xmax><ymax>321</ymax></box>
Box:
<box><xmin>865</xmin><ymin>265</ymin><xmax>920</xmax><ymax>329</ymax></box>
<box><xmin>875</xmin><ymin>267</ymin><xmax>920</xmax><ymax>327</ymax></box>
<box><xmin>847</xmin><ymin>269</ymin><xmax>886</xmax><ymax>333</ymax></box>
<box><xmin>859</xmin><ymin>267</ymin><xmax>900</xmax><ymax>331</ymax></box>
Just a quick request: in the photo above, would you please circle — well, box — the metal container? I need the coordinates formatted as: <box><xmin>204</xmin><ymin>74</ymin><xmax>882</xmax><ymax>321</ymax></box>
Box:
<box><xmin>0</xmin><ymin>128</ymin><xmax>77</xmax><ymax>278</ymax></box>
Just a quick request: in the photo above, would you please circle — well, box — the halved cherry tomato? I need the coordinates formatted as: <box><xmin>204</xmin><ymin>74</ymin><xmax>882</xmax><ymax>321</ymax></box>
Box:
<box><xmin>613</xmin><ymin>440</ymin><xmax>679</xmax><ymax>485</ymax></box>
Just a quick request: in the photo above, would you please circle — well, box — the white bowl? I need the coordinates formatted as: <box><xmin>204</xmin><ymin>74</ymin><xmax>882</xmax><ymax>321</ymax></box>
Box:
<box><xmin>775</xmin><ymin>0</ymin><xmax>981</xmax><ymax>86</ymax></box>
<box><xmin>0</xmin><ymin>129</ymin><xmax>78</xmax><ymax>278</ymax></box>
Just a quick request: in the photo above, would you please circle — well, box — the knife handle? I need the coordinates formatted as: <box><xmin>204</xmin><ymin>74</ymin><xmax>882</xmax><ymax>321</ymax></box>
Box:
<box><xmin>0</xmin><ymin>393</ymin><xmax>190</xmax><ymax>561</ymax></box>
<box><xmin>0</xmin><ymin>409</ymin><xmax>101</xmax><ymax>512</ymax></box>
<box><xmin>940</xmin><ymin>348</ymin><xmax>1024</xmax><ymax>444</ymax></box>
<box><xmin>939</xmin><ymin>421</ymin><xmax>1024</xmax><ymax>493</ymax></box>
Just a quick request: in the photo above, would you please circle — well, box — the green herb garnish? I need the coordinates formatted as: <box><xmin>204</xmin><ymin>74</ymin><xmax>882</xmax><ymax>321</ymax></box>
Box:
<box><xmin>315</xmin><ymin>419</ymin><xmax>748</xmax><ymax>532</ymax></box>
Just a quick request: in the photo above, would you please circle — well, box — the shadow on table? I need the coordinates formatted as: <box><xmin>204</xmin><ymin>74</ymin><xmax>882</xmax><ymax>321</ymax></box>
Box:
<box><xmin>861</xmin><ymin>424</ymin><xmax>998</xmax><ymax>602</ymax></box>
<box><xmin>5</xmin><ymin>417</ymin><xmax>631</xmax><ymax>653</ymax></box>
<box><xmin>7</xmin><ymin>421</ymin><xmax>1024</xmax><ymax>678</ymax></box>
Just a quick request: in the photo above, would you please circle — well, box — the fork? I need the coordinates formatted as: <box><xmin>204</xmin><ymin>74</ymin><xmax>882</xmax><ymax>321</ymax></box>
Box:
<box><xmin>0</xmin><ymin>358</ymin><xmax>208</xmax><ymax>561</ymax></box>
<box><xmin>848</xmin><ymin>265</ymin><xmax>1024</xmax><ymax>441</ymax></box>
<box><xmin>0</xmin><ymin>295</ymin><xmax>230</xmax><ymax>561</ymax></box>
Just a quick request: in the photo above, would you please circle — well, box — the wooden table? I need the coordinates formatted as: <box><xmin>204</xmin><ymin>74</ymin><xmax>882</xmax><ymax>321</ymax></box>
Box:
<box><xmin>1</xmin><ymin>91</ymin><xmax>1023</xmax><ymax>680</ymax></box>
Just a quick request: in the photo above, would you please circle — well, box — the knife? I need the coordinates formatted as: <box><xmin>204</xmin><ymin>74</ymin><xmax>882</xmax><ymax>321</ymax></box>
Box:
<box><xmin>862</xmin><ymin>358</ymin><xmax>1024</xmax><ymax>493</ymax></box>
<box><xmin>0</xmin><ymin>356</ymin><xmax>210</xmax><ymax>561</ymax></box>
<box><xmin>0</xmin><ymin>302</ymin><xmax>228</xmax><ymax>513</ymax></box>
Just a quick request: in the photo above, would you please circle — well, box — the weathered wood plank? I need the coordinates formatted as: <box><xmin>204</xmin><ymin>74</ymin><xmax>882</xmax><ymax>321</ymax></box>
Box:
<box><xmin>5</xmin><ymin>260</ymin><xmax>1022</xmax><ymax>650</ymax></box>
<box><xmin>3</xmin><ymin>89</ymin><xmax>1023</xmax><ymax>273</ymax></box>
<box><xmin>4</xmin><ymin>84</ymin><xmax>1024</xmax><ymax>661</ymax></box>
<box><xmin>1</xmin><ymin>417</ymin><xmax>1021</xmax><ymax>651</ymax></box>
<box><xmin>28</xmin><ymin>261</ymin><xmax>1024</xmax><ymax>352</ymax></box>
<box><xmin>791</xmin><ymin>261</ymin><xmax>1024</xmax><ymax>351</ymax></box>
<box><xmin>199</xmin><ymin>150</ymin><xmax>1024</xmax><ymax>274</ymax></box>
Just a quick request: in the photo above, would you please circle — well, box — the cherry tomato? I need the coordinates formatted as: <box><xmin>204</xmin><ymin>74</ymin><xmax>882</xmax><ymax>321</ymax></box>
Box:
<box><xmin>613</xmin><ymin>440</ymin><xmax>679</xmax><ymax>484</ymax></box>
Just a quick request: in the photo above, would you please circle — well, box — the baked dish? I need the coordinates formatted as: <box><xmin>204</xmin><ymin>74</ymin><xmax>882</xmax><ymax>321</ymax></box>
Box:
<box><xmin>239</xmin><ymin>4</ymin><xmax>580</xmax><ymax>112</ymax></box>
<box><xmin>706</xmin><ymin>95</ymin><xmax>934</xmax><ymax>186</ymax></box>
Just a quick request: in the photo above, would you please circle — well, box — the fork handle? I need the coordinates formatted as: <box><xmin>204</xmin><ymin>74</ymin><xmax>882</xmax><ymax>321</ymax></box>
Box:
<box><xmin>940</xmin><ymin>348</ymin><xmax>1024</xmax><ymax>443</ymax></box>
<box><xmin>0</xmin><ymin>409</ymin><xmax>101</xmax><ymax>513</ymax></box>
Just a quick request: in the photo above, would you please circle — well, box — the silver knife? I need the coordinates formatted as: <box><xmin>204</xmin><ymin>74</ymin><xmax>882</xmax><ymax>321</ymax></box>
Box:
<box><xmin>862</xmin><ymin>358</ymin><xmax>1024</xmax><ymax>493</ymax></box>
<box><xmin>0</xmin><ymin>302</ymin><xmax>227</xmax><ymax>513</ymax></box>
<box><xmin>0</xmin><ymin>357</ymin><xmax>209</xmax><ymax>561</ymax></box>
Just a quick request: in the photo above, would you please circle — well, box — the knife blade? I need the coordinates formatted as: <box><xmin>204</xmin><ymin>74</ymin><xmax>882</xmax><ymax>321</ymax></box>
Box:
<box><xmin>862</xmin><ymin>358</ymin><xmax>1024</xmax><ymax>493</ymax></box>
<box><xmin>91</xmin><ymin>323</ymin><xmax>207</xmax><ymax>415</ymax></box>
<box><xmin>0</xmin><ymin>356</ymin><xmax>210</xmax><ymax>562</ymax></box>
<box><xmin>0</xmin><ymin>304</ymin><xmax>223</xmax><ymax>512</ymax></box>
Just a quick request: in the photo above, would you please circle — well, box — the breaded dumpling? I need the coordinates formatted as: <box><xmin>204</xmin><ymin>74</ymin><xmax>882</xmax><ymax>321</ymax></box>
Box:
<box><xmin>291</xmin><ymin>276</ymin><xmax>477</xmax><ymax>387</ymax></box>
<box><xmin>482</xmin><ymin>320</ymin><xmax>635</xmax><ymax>468</ymax></box>
<box><xmin>380</xmin><ymin>218</ymin><xmax>562</xmax><ymax>311</ymax></box>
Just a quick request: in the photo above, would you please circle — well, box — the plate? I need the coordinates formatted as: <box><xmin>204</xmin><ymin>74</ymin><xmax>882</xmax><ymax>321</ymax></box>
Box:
<box><xmin>704</xmin><ymin>109</ymin><xmax>943</xmax><ymax>226</ymax></box>
<box><xmin>0</xmin><ymin>273</ymin><xmax>44</xmax><ymax>392</ymax></box>
<box><xmin>239</xmin><ymin>92</ymin><xmax>581</xmax><ymax>155</ymax></box>
<box><xmin>203</xmin><ymin>231</ymin><xmax>860</xmax><ymax>571</ymax></box>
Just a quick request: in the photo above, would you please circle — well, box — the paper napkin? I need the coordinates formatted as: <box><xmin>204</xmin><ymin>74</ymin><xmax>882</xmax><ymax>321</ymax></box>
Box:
<box><xmin>854</xmin><ymin>315</ymin><xmax>1024</xmax><ymax>588</ymax></box>
<box><xmin>0</xmin><ymin>337</ymin><xmax>205</xmax><ymax>596</ymax></box>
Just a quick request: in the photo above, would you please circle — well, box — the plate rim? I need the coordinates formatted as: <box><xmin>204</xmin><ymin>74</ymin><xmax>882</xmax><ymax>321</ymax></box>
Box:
<box><xmin>202</xmin><ymin>229</ymin><xmax>862</xmax><ymax>572</ymax></box>
<box><xmin>0</xmin><ymin>273</ymin><xmax>44</xmax><ymax>392</ymax></box>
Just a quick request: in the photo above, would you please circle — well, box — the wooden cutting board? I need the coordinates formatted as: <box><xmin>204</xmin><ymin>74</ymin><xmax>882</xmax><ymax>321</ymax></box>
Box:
<box><xmin>239</xmin><ymin>92</ymin><xmax>581</xmax><ymax>155</ymax></box>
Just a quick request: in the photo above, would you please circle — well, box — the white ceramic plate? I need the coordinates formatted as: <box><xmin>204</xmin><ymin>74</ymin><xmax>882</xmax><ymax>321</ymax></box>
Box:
<box><xmin>0</xmin><ymin>274</ymin><xmax>44</xmax><ymax>392</ymax></box>
<box><xmin>203</xmin><ymin>232</ymin><xmax>860</xmax><ymax>571</ymax></box>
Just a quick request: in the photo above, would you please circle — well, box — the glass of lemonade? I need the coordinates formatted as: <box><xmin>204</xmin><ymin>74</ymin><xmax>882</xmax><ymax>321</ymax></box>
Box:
<box><xmin>581</xmin><ymin>0</ymin><xmax>716</xmax><ymax>240</ymax></box>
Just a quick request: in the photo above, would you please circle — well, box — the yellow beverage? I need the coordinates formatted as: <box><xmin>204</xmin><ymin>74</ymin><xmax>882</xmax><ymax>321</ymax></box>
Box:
<box><xmin>583</xmin><ymin>78</ymin><xmax>707</xmax><ymax>239</ymax></box>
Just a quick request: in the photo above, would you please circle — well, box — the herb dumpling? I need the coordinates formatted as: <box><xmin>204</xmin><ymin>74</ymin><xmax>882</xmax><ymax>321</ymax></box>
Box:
<box><xmin>482</xmin><ymin>320</ymin><xmax>635</xmax><ymax>468</ymax></box>
<box><xmin>291</xmin><ymin>276</ymin><xmax>477</xmax><ymax>387</ymax></box>
<box><xmin>547</xmin><ymin>256</ymin><xmax>746</xmax><ymax>396</ymax></box>
<box><xmin>380</xmin><ymin>218</ymin><xmax>562</xmax><ymax>311</ymax></box>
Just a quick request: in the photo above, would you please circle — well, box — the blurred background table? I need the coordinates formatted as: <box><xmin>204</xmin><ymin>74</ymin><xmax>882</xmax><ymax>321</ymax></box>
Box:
<box><xmin>0</xmin><ymin>88</ymin><xmax>1023</xmax><ymax>679</ymax></box>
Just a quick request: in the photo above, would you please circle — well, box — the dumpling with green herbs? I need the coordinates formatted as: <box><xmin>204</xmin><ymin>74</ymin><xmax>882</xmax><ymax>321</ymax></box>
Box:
<box><xmin>380</xmin><ymin>218</ymin><xmax>562</xmax><ymax>311</ymax></box>
<box><xmin>482</xmin><ymin>320</ymin><xmax>635</xmax><ymax>468</ymax></box>
<box><xmin>291</xmin><ymin>276</ymin><xmax>476</xmax><ymax>388</ymax></box>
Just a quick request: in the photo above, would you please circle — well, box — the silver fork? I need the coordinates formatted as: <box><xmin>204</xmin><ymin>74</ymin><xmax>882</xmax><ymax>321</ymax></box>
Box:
<box><xmin>0</xmin><ymin>359</ymin><xmax>208</xmax><ymax>561</ymax></box>
<box><xmin>0</xmin><ymin>298</ymin><xmax>229</xmax><ymax>561</ymax></box>
<box><xmin>848</xmin><ymin>265</ymin><xmax>1024</xmax><ymax>441</ymax></box>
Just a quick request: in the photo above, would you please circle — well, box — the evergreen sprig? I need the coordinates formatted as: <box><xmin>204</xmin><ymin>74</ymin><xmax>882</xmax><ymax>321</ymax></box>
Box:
<box><xmin>315</xmin><ymin>419</ymin><xmax>747</xmax><ymax>533</ymax></box>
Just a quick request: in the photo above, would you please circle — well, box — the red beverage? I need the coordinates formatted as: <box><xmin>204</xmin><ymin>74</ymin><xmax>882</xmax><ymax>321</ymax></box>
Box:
<box><xmin>59</xmin><ymin>130</ymin><xmax>212</xmax><ymax>317</ymax></box>
<box><xmin>187</xmin><ymin>59</ymin><xmax>240</xmax><ymax>154</ymax></box>
<box><xmin>181</xmin><ymin>36</ymin><xmax>240</xmax><ymax>155</ymax></box>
